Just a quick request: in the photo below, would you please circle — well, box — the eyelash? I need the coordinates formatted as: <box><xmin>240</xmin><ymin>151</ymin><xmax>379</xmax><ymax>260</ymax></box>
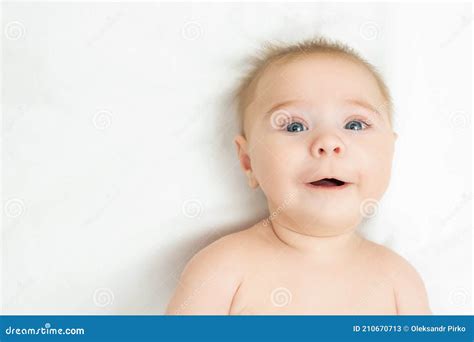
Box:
<box><xmin>281</xmin><ymin>116</ymin><xmax>372</xmax><ymax>131</ymax></box>
<box><xmin>347</xmin><ymin>118</ymin><xmax>372</xmax><ymax>130</ymax></box>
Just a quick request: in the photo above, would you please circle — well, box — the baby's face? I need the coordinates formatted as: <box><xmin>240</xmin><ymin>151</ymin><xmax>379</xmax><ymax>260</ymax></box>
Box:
<box><xmin>235</xmin><ymin>54</ymin><xmax>397</xmax><ymax>235</ymax></box>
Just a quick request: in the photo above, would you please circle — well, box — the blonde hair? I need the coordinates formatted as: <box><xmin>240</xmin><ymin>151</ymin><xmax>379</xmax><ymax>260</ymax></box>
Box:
<box><xmin>232</xmin><ymin>37</ymin><xmax>393</xmax><ymax>136</ymax></box>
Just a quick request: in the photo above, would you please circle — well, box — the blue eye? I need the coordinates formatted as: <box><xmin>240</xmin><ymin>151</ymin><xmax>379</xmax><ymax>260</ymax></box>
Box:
<box><xmin>286</xmin><ymin>121</ymin><xmax>307</xmax><ymax>132</ymax></box>
<box><xmin>345</xmin><ymin>120</ymin><xmax>368</xmax><ymax>131</ymax></box>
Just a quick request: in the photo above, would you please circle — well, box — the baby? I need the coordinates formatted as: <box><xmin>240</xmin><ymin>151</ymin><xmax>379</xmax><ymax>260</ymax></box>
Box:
<box><xmin>166</xmin><ymin>37</ymin><xmax>431</xmax><ymax>315</ymax></box>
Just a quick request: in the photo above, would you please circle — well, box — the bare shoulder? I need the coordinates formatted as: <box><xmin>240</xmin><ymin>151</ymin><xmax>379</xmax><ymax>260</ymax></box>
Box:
<box><xmin>362</xmin><ymin>239</ymin><xmax>432</xmax><ymax>315</ymax></box>
<box><xmin>165</xmin><ymin>223</ymin><xmax>263</xmax><ymax>315</ymax></box>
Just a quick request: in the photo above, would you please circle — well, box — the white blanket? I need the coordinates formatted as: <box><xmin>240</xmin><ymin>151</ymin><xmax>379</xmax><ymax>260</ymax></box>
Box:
<box><xmin>2</xmin><ymin>2</ymin><xmax>471</xmax><ymax>315</ymax></box>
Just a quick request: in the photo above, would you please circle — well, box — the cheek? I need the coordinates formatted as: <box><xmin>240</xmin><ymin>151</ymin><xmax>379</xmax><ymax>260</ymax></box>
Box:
<box><xmin>357</xmin><ymin>137</ymin><xmax>394</xmax><ymax>198</ymax></box>
<box><xmin>250</xmin><ymin>139</ymin><xmax>300</xmax><ymax>200</ymax></box>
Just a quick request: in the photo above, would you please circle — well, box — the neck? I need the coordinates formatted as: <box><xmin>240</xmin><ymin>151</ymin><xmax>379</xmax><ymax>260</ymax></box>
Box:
<box><xmin>267</xmin><ymin>217</ymin><xmax>363</xmax><ymax>260</ymax></box>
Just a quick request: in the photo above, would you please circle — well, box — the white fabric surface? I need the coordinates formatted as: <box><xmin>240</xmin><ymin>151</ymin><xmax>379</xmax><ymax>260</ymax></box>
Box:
<box><xmin>2</xmin><ymin>2</ymin><xmax>472</xmax><ymax>314</ymax></box>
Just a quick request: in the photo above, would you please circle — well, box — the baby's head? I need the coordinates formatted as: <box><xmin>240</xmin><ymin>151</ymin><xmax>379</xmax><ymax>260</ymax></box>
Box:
<box><xmin>233</xmin><ymin>37</ymin><xmax>397</xmax><ymax>236</ymax></box>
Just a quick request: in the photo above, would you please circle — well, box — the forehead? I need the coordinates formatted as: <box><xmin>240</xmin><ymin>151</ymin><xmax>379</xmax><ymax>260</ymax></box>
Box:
<box><xmin>251</xmin><ymin>54</ymin><xmax>385</xmax><ymax>112</ymax></box>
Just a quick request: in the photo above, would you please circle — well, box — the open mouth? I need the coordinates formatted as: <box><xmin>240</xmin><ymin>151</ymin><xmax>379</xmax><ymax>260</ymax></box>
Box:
<box><xmin>308</xmin><ymin>178</ymin><xmax>348</xmax><ymax>188</ymax></box>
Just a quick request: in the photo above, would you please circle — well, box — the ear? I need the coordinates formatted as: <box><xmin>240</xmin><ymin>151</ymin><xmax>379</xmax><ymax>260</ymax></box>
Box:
<box><xmin>234</xmin><ymin>135</ymin><xmax>259</xmax><ymax>189</ymax></box>
<box><xmin>234</xmin><ymin>135</ymin><xmax>252</xmax><ymax>172</ymax></box>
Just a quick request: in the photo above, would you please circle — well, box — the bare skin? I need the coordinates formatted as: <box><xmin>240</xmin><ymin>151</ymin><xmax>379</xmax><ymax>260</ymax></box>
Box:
<box><xmin>166</xmin><ymin>53</ymin><xmax>431</xmax><ymax>315</ymax></box>
<box><xmin>166</xmin><ymin>220</ymin><xmax>431</xmax><ymax>314</ymax></box>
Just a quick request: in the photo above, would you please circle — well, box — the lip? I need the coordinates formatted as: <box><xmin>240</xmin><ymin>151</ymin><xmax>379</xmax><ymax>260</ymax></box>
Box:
<box><xmin>305</xmin><ymin>181</ymin><xmax>353</xmax><ymax>191</ymax></box>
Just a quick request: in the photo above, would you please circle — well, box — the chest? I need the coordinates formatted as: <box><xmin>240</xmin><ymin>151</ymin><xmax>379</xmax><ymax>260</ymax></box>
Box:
<box><xmin>229</xmin><ymin>259</ymin><xmax>397</xmax><ymax>315</ymax></box>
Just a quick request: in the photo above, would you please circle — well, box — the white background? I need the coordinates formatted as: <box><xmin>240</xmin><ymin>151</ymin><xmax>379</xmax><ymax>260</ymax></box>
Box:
<box><xmin>1</xmin><ymin>2</ymin><xmax>472</xmax><ymax>314</ymax></box>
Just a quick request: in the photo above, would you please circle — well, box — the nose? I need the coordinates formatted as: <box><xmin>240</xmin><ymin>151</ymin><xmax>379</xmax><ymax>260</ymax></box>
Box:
<box><xmin>310</xmin><ymin>133</ymin><xmax>345</xmax><ymax>158</ymax></box>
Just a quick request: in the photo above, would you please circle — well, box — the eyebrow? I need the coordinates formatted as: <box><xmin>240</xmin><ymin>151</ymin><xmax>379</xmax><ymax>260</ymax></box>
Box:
<box><xmin>264</xmin><ymin>99</ymin><xmax>309</xmax><ymax>115</ymax></box>
<box><xmin>264</xmin><ymin>98</ymin><xmax>381</xmax><ymax>117</ymax></box>
<box><xmin>343</xmin><ymin>99</ymin><xmax>381</xmax><ymax>116</ymax></box>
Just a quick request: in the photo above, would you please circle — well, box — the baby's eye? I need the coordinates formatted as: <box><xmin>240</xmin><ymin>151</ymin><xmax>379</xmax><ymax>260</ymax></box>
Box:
<box><xmin>344</xmin><ymin>120</ymin><xmax>369</xmax><ymax>131</ymax></box>
<box><xmin>286</xmin><ymin>121</ymin><xmax>308</xmax><ymax>132</ymax></box>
